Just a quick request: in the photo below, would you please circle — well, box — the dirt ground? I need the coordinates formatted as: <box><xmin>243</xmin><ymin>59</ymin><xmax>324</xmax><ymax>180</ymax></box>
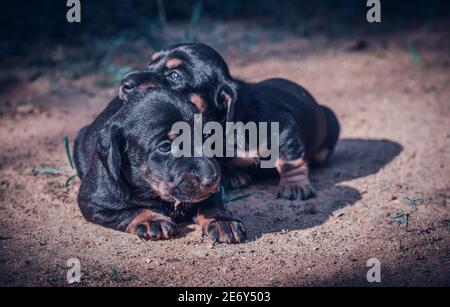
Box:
<box><xmin>0</xmin><ymin>22</ymin><xmax>449</xmax><ymax>286</ymax></box>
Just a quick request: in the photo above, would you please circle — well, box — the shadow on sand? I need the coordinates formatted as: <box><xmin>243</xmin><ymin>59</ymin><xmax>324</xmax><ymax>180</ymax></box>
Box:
<box><xmin>227</xmin><ymin>138</ymin><xmax>403</xmax><ymax>239</ymax></box>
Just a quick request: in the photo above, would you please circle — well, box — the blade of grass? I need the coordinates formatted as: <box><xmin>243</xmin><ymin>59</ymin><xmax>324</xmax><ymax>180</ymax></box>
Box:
<box><xmin>111</xmin><ymin>267</ymin><xmax>119</xmax><ymax>280</ymax></box>
<box><xmin>64</xmin><ymin>136</ymin><xmax>74</xmax><ymax>169</ymax></box>
<box><xmin>408</xmin><ymin>39</ymin><xmax>421</xmax><ymax>69</ymax></box>
<box><xmin>65</xmin><ymin>175</ymin><xmax>78</xmax><ymax>187</ymax></box>
<box><xmin>420</xmin><ymin>0</ymin><xmax>440</xmax><ymax>32</ymax></box>
<box><xmin>220</xmin><ymin>185</ymin><xmax>226</xmax><ymax>201</ymax></box>
<box><xmin>393</xmin><ymin>210</ymin><xmax>408</xmax><ymax>224</ymax></box>
<box><xmin>32</xmin><ymin>166</ymin><xmax>64</xmax><ymax>175</ymax></box>
<box><xmin>224</xmin><ymin>193</ymin><xmax>253</xmax><ymax>204</ymax></box>
<box><xmin>220</xmin><ymin>185</ymin><xmax>253</xmax><ymax>204</ymax></box>
<box><xmin>184</xmin><ymin>0</ymin><xmax>204</xmax><ymax>42</ymax></box>
<box><xmin>156</xmin><ymin>0</ymin><xmax>168</xmax><ymax>28</ymax></box>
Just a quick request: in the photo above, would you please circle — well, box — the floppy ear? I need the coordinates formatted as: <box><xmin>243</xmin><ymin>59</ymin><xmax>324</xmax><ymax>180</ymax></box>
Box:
<box><xmin>215</xmin><ymin>81</ymin><xmax>238</xmax><ymax>122</ymax></box>
<box><xmin>97</xmin><ymin>124</ymin><xmax>124</xmax><ymax>182</ymax></box>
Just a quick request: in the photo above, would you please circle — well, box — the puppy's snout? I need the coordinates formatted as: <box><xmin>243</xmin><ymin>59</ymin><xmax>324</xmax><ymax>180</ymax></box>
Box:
<box><xmin>169</xmin><ymin>170</ymin><xmax>219</xmax><ymax>201</ymax></box>
<box><xmin>121</xmin><ymin>78</ymin><xmax>137</xmax><ymax>93</ymax></box>
<box><xmin>167</xmin><ymin>158</ymin><xmax>221</xmax><ymax>202</ymax></box>
<box><xmin>171</xmin><ymin>171</ymin><xmax>201</xmax><ymax>189</ymax></box>
<box><xmin>119</xmin><ymin>77</ymin><xmax>138</xmax><ymax>101</ymax></box>
<box><xmin>120</xmin><ymin>71</ymin><xmax>161</xmax><ymax>99</ymax></box>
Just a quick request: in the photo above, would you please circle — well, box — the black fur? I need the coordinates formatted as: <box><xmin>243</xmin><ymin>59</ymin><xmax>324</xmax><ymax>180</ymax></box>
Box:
<box><xmin>120</xmin><ymin>43</ymin><xmax>340</xmax><ymax>200</ymax></box>
<box><xmin>73</xmin><ymin>88</ymin><xmax>246</xmax><ymax>243</ymax></box>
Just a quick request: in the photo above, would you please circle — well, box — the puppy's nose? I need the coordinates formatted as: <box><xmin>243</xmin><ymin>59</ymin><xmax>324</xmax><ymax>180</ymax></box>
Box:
<box><xmin>171</xmin><ymin>171</ymin><xmax>198</xmax><ymax>188</ymax></box>
<box><xmin>172</xmin><ymin>171</ymin><xmax>218</xmax><ymax>189</ymax></box>
<box><xmin>121</xmin><ymin>78</ymin><xmax>137</xmax><ymax>94</ymax></box>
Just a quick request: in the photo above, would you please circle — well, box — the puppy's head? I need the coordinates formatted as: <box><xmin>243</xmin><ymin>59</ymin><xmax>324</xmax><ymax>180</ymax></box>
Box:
<box><xmin>119</xmin><ymin>43</ymin><xmax>237</xmax><ymax>123</ymax></box>
<box><xmin>97</xmin><ymin>88</ymin><xmax>221</xmax><ymax>204</ymax></box>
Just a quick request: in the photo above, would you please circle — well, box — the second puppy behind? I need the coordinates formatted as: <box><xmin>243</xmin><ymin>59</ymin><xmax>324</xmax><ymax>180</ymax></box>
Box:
<box><xmin>120</xmin><ymin>43</ymin><xmax>340</xmax><ymax>200</ymax></box>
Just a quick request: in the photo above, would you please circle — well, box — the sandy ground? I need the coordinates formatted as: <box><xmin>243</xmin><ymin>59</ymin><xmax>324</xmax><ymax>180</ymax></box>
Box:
<box><xmin>0</xmin><ymin>23</ymin><xmax>449</xmax><ymax>286</ymax></box>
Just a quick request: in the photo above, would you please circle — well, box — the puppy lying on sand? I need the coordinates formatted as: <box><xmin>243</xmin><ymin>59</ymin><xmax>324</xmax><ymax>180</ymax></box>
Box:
<box><xmin>73</xmin><ymin>88</ymin><xmax>246</xmax><ymax>243</ymax></box>
<box><xmin>120</xmin><ymin>43</ymin><xmax>340</xmax><ymax>200</ymax></box>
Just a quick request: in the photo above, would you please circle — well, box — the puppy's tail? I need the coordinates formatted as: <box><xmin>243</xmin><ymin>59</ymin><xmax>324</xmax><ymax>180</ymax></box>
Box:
<box><xmin>73</xmin><ymin>126</ymin><xmax>89</xmax><ymax>180</ymax></box>
<box><xmin>310</xmin><ymin>105</ymin><xmax>340</xmax><ymax>166</ymax></box>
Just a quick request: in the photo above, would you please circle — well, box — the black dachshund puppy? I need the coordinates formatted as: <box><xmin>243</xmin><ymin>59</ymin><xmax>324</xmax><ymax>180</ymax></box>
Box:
<box><xmin>73</xmin><ymin>88</ymin><xmax>246</xmax><ymax>243</ymax></box>
<box><xmin>119</xmin><ymin>43</ymin><xmax>340</xmax><ymax>200</ymax></box>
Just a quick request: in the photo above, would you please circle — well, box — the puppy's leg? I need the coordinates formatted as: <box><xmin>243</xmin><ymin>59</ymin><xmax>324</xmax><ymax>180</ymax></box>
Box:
<box><xmin>79</xmin><ymin>197</ymin><xmax>177</xmax><ymax>240</ymax></box>
<box><xmin>78</xmin><ymin>163</ymin><xmax>178</xmax><ymax>240</ymax></box>
<box><xmin>125</xmin><ymin>208</ymin><xmax>178</xmax><ymax>240</ymax></box>
<box><xmin>195</xmin><ymin>194</ymin><xmax>246</xmax><ymax>244</ymax></box>
<box><xmin>276</xmin><ymin>129</ymin><xmax>316</xmax><ymax>200</ymax></box>
<box><xmin>221</xmin><ymin>167</ymin><xmax>252</xmax><ymax>190</ymax></box>
<box><xmin>276</xmin><ymin>157</ymin><xmax>316</xmax><ymax>200</ymax></box>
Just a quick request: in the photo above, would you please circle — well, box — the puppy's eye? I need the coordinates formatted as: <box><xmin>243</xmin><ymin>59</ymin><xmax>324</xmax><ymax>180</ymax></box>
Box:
<box><xmin>167</xmin><ymin>71</ymin><xmax>182</xmax><ymax>81</ymax></box>
<box><xmin>157</xmin><ymin>140</ymin><xmax>172</xmax><ymax>153</ymax></box>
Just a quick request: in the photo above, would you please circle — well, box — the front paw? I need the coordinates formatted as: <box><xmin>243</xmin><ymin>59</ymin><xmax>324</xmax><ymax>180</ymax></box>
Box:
<box><xmin>276</xmin><ymin>182</ymin><xmax>316</xmax><ymax>200</ymax></box>
<box><xmin>222</xmin><ymin>171</ymin><xmax>252</xmax><ymax>190</ymax></box>
<box><xmin>126</xmin><ymin>210</ymin><xmax>178</xmax><ymax>240</ymax></box>
<box><xmin>203</xmin><ymin>220</ymin><xmax>247</xmax><ymax>244</ymax></box>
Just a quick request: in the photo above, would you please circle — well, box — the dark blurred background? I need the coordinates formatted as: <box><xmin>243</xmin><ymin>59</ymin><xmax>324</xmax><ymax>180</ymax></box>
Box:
<box><xmin>0</xmin><ymin>0</ymin><xmax>448</xmax><ymax>84</ymax></box>
<box><xmin>1</xmin><ymin>0</ymin><xmax>448</xmax><ymax>49</ymax></box>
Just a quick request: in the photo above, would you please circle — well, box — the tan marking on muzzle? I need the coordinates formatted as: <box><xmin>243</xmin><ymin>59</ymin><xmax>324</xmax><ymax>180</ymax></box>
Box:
<box><xmin>166</xmin><ymin>58</ymin><xmax>183</xmax><ymax>69</ymax></box>
<box><xmin>149</xmin><ymin>178</ymin><xmax>170</xmax><ymax>200</ymax></box>
<box><xmin>137</xmin><ymin>81</ymin><xmax>158</xmax><ymax>92</ymax></box>
<box><xmin>174</xmin><ymin>171</ymin><xmax>220</xmax><ymax>203</ymax></box>
<box><xmin>189</xmin><ymin>94</ymin><xmax>207</xmax><ymax>114</ymax></box>
<box><xmin>139</xmin><ymin>164</ymin><xmax>149</xmax><ymax>176</ymax></box>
